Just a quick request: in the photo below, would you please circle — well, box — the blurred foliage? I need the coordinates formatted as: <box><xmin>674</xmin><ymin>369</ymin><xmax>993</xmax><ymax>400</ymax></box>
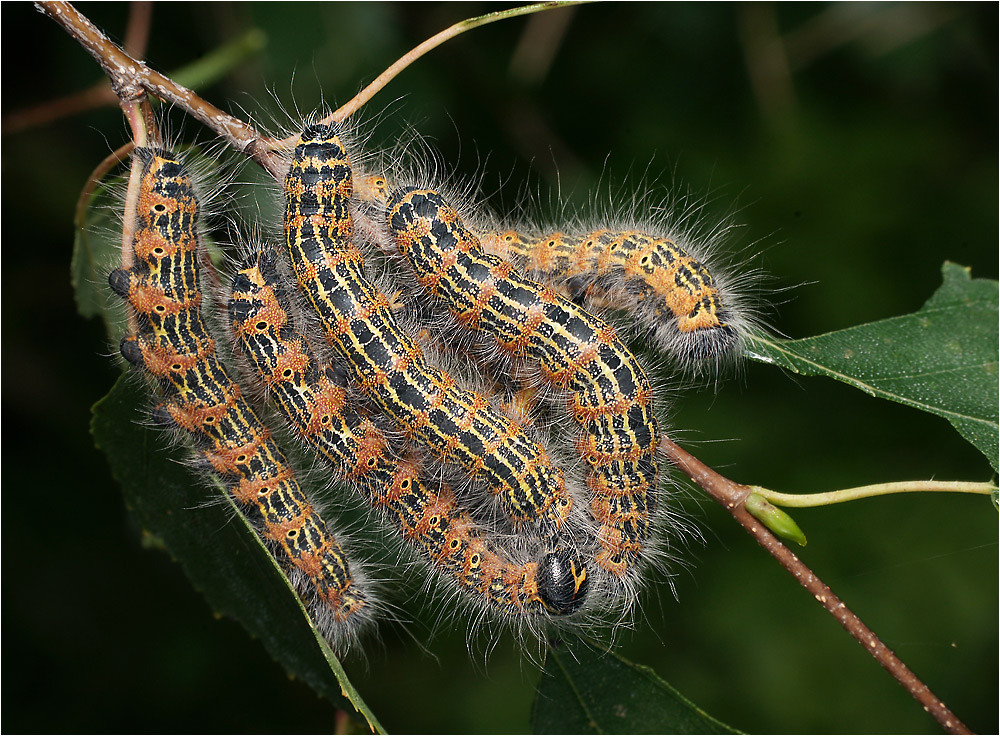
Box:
<box><xmin>2</xmin><ymin>3</ymin><xmax>996</xmax><ymax>733</ymax></box>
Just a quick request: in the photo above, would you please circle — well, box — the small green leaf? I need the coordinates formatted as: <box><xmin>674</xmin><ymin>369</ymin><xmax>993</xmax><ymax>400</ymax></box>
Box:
<box><xmin>747</xmin><ymin>263</ymin><xmax>999</xmax><ymax>470</ymax></box>
<box><xmin>744</xmin><ymin>493</ymin><xmax>807</xmax><ymax>546</ymax></box>
<box><xmin>91</xmin><ymin>376</ymin><xmax>383</xmax><ymax>733</ymax></box>
<box><xmin>532</xmin><ymin>636</ymin><xmax>739</xmax><ymax>734</ymax></box>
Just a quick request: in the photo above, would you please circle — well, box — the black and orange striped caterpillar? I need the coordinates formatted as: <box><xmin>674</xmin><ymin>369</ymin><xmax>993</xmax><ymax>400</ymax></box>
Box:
<box><xmin>385</xmin><ymin>187</ymin><xmax>661</xmax><ymax>586</ymax></box>
<box><xmin>108</xmin><ymin>148</ymin><xmax>373</xmax><ymax>651</ymax></box>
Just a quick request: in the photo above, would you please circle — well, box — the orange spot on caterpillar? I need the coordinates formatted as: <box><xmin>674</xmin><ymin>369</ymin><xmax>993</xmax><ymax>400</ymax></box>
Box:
<box><xmin>387</xmin><ymin>188</ymin><xmax>662</xmax><ymax>583</ymax></box>
<box><xmin>111</xmin><ymin>148</ymin><xmax>372</xmax><ymax>648</ymax></box>
<box><xmin>229</xmin><ymin>251</ymin><xmax>591</xmax><ymax>621</ymax></box>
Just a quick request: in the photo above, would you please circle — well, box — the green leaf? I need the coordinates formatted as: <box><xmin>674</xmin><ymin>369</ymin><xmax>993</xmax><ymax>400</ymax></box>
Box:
<box><xmin>77</xmin><ymin>135</ymin><xmax>382</xmax><ymax>731</ymax></box>
<box><xmin>91</xmin><ymin>376</ymin><xmax>384</xmax><ymax>734</ymax></box>
<box><xmin>746</xmin><ymin>263</ymin><xmax>999</xmax><ymax>470</ymax></box>
<box><xmin>532</xmin><ymin>636</ymin><xmax>739</xmax><ymax>734</ymax></box>
<box><xmin>72</xmin><ymin>176</ymin><xmax>127</xmax><ymax>336</ymax></box>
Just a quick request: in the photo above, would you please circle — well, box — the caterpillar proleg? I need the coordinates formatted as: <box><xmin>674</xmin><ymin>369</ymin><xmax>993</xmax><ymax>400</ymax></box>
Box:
<box><xmin>108</xmin><ymin>148</ymin><xmax>373</xmax><ymax>650</ymax></box>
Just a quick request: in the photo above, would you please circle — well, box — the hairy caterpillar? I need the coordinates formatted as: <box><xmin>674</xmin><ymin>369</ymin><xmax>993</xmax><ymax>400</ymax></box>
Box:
<box><xmin>352</xmin><ymin>151</ymin><xmax>747</xmax><ymax>376</ymax></box>
<box><xmin>102</xmin><ymin>103</ymin><xmax>729</xmax><ymax>650</ymax></box>
<box><xmin>283</xmin><ymin>123</ymin><xmax>579</xmax><ymax>538</ymax></box>
<box><xmin>477</xmin><ymin>226</ymin><xmax>744</xmax><ymax>371</ymax></box>
<box><xmin>229</xmin><ymin>252</ymin><xmax>589</xmax><ymax>620</ymax></box>
<box><xmin>108</xmin><ymin>148</ymin><xmax>372</xmax><ymax>650</ymax></box>
<box><xmin>385</xmin><ymin>188</ymin><xmax>662</xmax><ymax>583</ymax></box>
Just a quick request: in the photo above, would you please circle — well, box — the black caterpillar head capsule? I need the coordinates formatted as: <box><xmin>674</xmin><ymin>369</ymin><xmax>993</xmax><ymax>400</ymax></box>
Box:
<box><xmin>537</xmin><ymin>549</ymin><xmax>590</xmax><ymax>615</ymax></box>
<box><xmin>300</xmin><ymin>121</ymin><xmax>340</xmax><ymax>143</ymax></box>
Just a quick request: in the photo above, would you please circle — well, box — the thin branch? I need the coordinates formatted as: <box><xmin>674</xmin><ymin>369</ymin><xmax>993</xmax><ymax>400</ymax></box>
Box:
<box><xmin>327</xmin><ymin>2</ymin><xmax>585</xmax><ymax>125</ymax></box>
<box><xmin>660</xmin><ymin>437</ymin><xmax>972</xmax><ymax>735</ymax></box>
<box><xmin>122</xmin><ymin>1</ymin><xmax>153</xmax><ymax>59</ymax></box>
<box><xmin>119</xmin><ymin>97</ymin><xmax>152</xmax><ymax>328</ymax></box>
<box><xmin>753</xmin><ymin>479</ymin><xmax>997</xmax><ymax>508</ymax></box>
<box><xmin>119</xmin><ymin>94</ymin><xmax>157</xmax><ymax>343</ymax></box>
<box><xmin>36</xmin><ymin>1</ymin><xmax>580</xmax><ymax>175</ymax></box>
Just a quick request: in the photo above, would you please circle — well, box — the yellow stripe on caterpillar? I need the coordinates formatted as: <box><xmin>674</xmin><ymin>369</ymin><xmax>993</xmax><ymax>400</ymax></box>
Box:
<box><xmin>230</xmin><ymin>252</ymin><xmax>590</xmax><ymax>619</ymax></box>
<box><xmin>284</xmin><ymin>123</ymin><xmax>575</xmax><ymax>535</ymax></box>
<box><xmin>109</xmin><ymin>148</ymin><xmax>372</xmax><ymax>650</ymax></box>
<box><xmin>386</xmin><ymin>187</ymin><xmax>662</xmax><ymax>582</ymax></box>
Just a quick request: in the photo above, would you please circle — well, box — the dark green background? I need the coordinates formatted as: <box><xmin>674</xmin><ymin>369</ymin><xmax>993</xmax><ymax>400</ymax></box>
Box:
<box><xmin>3</xmin><ymin>3</ymin><xmax>996</xmax><ymax>733</ymax></box>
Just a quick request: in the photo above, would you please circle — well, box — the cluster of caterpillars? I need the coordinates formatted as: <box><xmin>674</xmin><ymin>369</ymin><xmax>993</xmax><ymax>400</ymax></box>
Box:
<box><xmin>111</xmin><ymin>122</ymin><xmax>745</xmax><ymax>651</ymax></box>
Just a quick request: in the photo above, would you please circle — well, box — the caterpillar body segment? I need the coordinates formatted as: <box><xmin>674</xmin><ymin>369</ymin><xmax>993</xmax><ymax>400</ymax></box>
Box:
<box><xmin>109</xmin><ymin>148</ymin><xmax>372</xmax><ymax>649</ymax></box>
<box><xmin>283</xmin><ymin>124</ymin><xmax>574</xmax><ymax>535</ymax></box>
<box><xmin>229</xmin><ymin>253</ymin><xmax>590</xmax><ymax>618</ymax></box>
<box><xmin>380</xmin><ymin>457</ymin><xmax>590</xmax><ymax>619</ymax></box>
<box><xmin>228</xmin><ymin>255</ymin><xmax>385</xmax><ymax>489</ymax></box>
<box><xmin>479</xmin><ymin>227</ymin><xmax>742</xmax><ymax>370</ymax></box>
<box><xmin>386</xmin><ymin>188</ymin><xmax>662</xmax><ymax>582</ymax></box>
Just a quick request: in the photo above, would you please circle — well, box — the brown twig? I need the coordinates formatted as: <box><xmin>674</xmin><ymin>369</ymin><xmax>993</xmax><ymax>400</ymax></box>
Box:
<box><xmin>117</xmin><ymin>96</ymin><xmax>158</xmax><ymax>337</ymax></box>
<box><xmin>659</xmin><ymin>437</ymin><xmax>972</xmax><ymax>735</ymax></box>
<box><xmin>37</xmin><ymin>2</ymin><xmax>584</xmax><ymax>170</ymax></box>
<box><xmin>119</xmin><ymin>97</ymin><xmax>152</xmax><ymax>260</ymax></box>
<box><xmin>122</xmin><ymin>1</ymin><xmax>153</xmax><ymax>59</ymax></box>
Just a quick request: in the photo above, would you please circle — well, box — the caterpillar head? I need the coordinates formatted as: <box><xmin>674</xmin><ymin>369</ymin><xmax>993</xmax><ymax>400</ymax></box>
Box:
<box><xmin>537</xmin><ymin>549</ymin><xmax>590</xmax><ymax>615</ymax></box>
